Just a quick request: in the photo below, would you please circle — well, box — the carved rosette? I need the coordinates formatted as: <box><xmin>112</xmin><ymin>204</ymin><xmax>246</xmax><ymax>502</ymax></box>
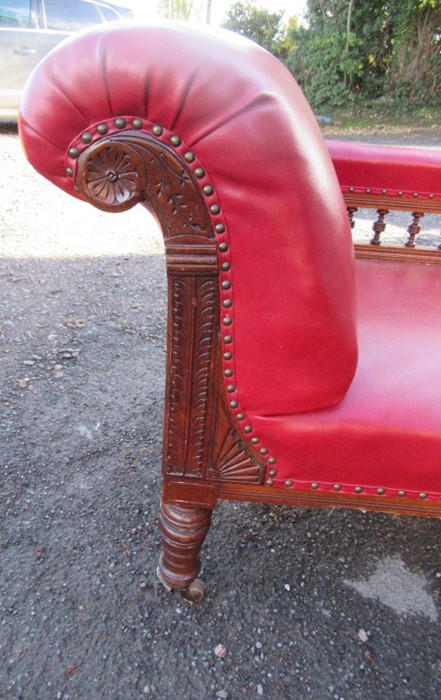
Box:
<box><xmin>72</xmin><ymin>124</ymin><xmax>267</xmax><ymax>490</ymax></box>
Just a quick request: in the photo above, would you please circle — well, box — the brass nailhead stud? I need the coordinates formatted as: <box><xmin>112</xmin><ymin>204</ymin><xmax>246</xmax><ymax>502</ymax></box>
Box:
<box><xmin>184</xmin><ymin>151</ymin><xmax>195</xmax><ymax>163</ymax></box>
<box><xmin>267</xmin><ymin>479</ymin><xmax>274</xmax><ymax>486</ymax></box>
<box><xmin>221</xmin><ymin>262</ymin><xmax>231</xmax><ymax>271</ymax></box>
<box><xmin>354</xmin><ymin>486</ymin><xmax>363</xmax><ymax>493</ymax></box>
<box><xmin>413</xmin><ymin>192</ymin><xmax>419</xmax><ymax>198</ymax></box>
<box><xmin>223</xmin><ymin>299</ymin><xmax>232</xmax><ymax>308</ymax></box>
<box><xmin>251</xmin><ymin>437</ymin><xmax>259</xmax><ymax>444</ymax></box>
<box><xmin>215</xmin><ymin>223</ymin><xmax>225</xmax><ymax>233</ymax></box>
<box><xmin>311</xmin><ymin>482</ymin><xmax>319</xmax><ymax>489</ymax></box>
<box><xmin>226</xmin><ymin>384</ymin><xmax>235</xmax><ymax>393</ymax></box>
<box><xmin>333</xmin><ymin>484</ymin><xmax>342</xmax><ymax>491</ymax></box>
<box><xmin>268</xmin><ymin>457</ymin><xmax>276</xmax><ymax>465</ymax></box>
<box><xmin>349</xmin><ymin>187</ymin><xmax>354</xmax><ymax>192</ymax></box>
<box><xmin>81</xmin><ymin>132</ymin><xmax>92</xmax><ymax>144</ymax></box>
<box><xmin>221</xmin><ymin>280</ymin><xmax>231</xmax><ymax>290</ymax></box>
<box><xmin>222</xmin><ymin>316</ymin><xmax>232</xmax><ymax>326</ymax></box>
<box><xmin>229</xmin><ymin>400</ymin><xmax>238</xmax><ymax>409</ymax></box>
<box><xmin>224</xmin><ymin>351</ymin><xmax>232</xmax><ymax>360</ymax></box>
<box><xmin>260</xmin><ymin>448</ymin><xmax>268</xmax><ymax>455</ymax></box>
<box><xmin>194</xmin><ymin>167</ymin><xmax>205</xmax><ymax>178</ymax></box>
<box><xmin>68</xmin><ymin>147</ymin><xmax>80</xmax><ymax>159</ymax></box>
<box><xmin>210</xmin><ymin>204</ymin><xmax>220</xmax><ymax>214</ymax></box>
<box><xmin>429</xmin><ymin>194</ymin><xmax>435</xmax><ymax>199</ymax></box>
<box><xmin>224</xmin><ymin>368</ymin><xmax>233</xmax><ymax>377</ymax></box>
<box><xmin>244</xmin><ymin>425</ymin><xmax>252</xmax><ymax>433</ymax></box>
<box><xmin>397</xmin><ymin>490</ymin><xmax>406</xmax><ymax>497</ymax></box>
<box><xmin>268</xmin><ymin>469</ymin><xmax>277</xmax><ymax>477</ymax></box>
<box><xmin>203</xmin><ymin>185</ymin><xmax>214</xmax><ymax>196</ymax></box>
<box><xmin>365</xmin><ymin>188</ymin><xmax>371</xmax><ymax>193</ymax></box>
<box><xmin>223</xmin><ymin>335</ymin><xmax>232</xmax><ymax>343</ymax></box>
<box><xmin>97</xmin><ymin>123</ymin><xmax>108</xmax><ymax>135</ymax></box>
<box><xmin>285</xmin><ymin>480</ymin><xmax>293</xmax><ymax>487</ymax></box>
<box><xmin>219</xmin><ymin>242</ymin><xmax>228</xmax><ymax>252</ymax></box>
<box><xmin>170</xmin><ymin>135</ymin><xmax>181</xmax><ymax>146</ymax></box>
<box><xmin>236</xmin><ymin>413</ymin><xmax>245</xmax><ymax>421</ymax></box>
<box><xmin>381</xmin><ymin>189</ymin><xmax>388</xmax><ymax>195</ymax></box>
<box><xmin>114</xmin><ymin>117</ymin><xmax>126</xmax><ymax>129</ymax></box>
<box><xmin>419</xmin><ymin>492</ymin><xmax>427</xmax><ymax>499</ymax></box>
<box><xmin>377</xmin><ymin>487</ymin><xmax>385</xmax><ymax>495</ymax></box>
<box><xmin>152</xmin><ymin>124</ymin><xmax>163</xmax><ymax>136</ymax></box>
<box><xmin>398</xmin><ymin>191</ymin><xmax>403</xmax><ymax>196</ymax></box>
<box><xmin>132</xmin><ymin>118</ymin><xmax>143</xmax><ymax>130</ymax></box>
<box><xmin>65</xmin><ymin>167</ymin><xmax>73</xmax><ymax>177</ymax></box>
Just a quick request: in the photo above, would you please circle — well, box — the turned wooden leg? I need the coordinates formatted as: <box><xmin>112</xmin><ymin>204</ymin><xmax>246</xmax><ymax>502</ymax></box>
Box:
<box><xmin>158</xmin><ymin>502</ymin><xmax>212</xmax><ymax>600</ymax></box>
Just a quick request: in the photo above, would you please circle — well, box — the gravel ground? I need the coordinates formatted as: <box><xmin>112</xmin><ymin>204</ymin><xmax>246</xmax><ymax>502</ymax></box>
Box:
<box><xmin>1</xmin><ymin>124</ymin><xmax>441</xmax><ymax>700</ymax></box>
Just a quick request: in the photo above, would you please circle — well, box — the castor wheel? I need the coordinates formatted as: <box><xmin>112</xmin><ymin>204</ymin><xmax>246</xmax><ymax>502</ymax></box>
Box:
<box><xmin>180</xmin><ymin>578</ymin><xmax>205</xmax><ymax>603</ymax></box>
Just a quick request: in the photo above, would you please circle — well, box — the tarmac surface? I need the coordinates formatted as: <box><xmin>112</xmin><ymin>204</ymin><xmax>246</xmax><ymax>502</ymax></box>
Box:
<box><xmin>1</xmin><ymin>124</ymin><xmax>441</xmax><ymax>699</ymax></box>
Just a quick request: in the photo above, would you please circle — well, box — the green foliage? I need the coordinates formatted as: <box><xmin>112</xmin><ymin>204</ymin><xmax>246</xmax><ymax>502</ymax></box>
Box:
<box><xmin>157</xmin><ymin>0</ymin><xmax>195</xmax><ymax>21</ymax></box>
<box><xmin>285</xmin><ymin>0</ymin><xmax>441</xmax><ymax>112</ymax></box>
<box><xmin>222</xmin><ymin>1</ymin><xmax>292</xmax><ymax>58</ymax></box>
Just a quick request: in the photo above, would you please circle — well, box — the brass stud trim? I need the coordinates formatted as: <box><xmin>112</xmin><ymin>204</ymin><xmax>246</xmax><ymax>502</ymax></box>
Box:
<box><xmin>260</xmin><ymin>448</ymin><xmax>268</xmax><ymax>455</ymax></box>
<box><xmin>114</xmin><ymin>117</ymin><xmax>126</xmax><ymax>129</ymax></box>
<box><xmin>251</xmin><ymin>437</ymin><xmax>259</xmax><ymax>444</ymax></box>
<box><xmin>221</xmin><ymin>280</ymin><xmax>231</xmax><ymax>290</ymax></box>
<box><xmin>221</xmin><ymin>262</ymin><xmax>231</xmax><ymax>271</ymax></box>
<box><xmin>397</xmin><ymin>490</ymin><xmax>406</xmax><ymax>497</ymax></box>
<box><xmin>66</xmin><ymin>167</ymin><xmax>73</xmax><ymax>177</ymax></box>
<box><xmin>311</xmin><ymin>482</ymin><xmax>319</xmax><ymax>490</ymax></box>
<box><xmin>419</xmin><ymin>492</ymin><xmax>427</xmax><ymax>499</ymax></box>
<box><xmin>226</xmin><ymin>384</ymin><xmax>235</xmax><ymax>393</ymax></box>
<box><xmin>376</xmin><ymin>487</ymin><xmax>385</xmax><ymax>495</ymax></box>
<box><xmin>223</xmin><ymin>335</ymin><xmax>232</xmax><ymax>344</ymax></box>
<box><xmin>132</xmin><ymin>118</ymin><xmax>143</xmax><ymax>130</ymax></box>
<box><xmin>222</xmin><ymin>316</ymin><xmax>232</xmax><ymax>326</ymax></box>
<box><xmin>333</xmin><ymin>484</ymin><xmax>342</xmax><ymax>491</ymax></box>
<box><xmin>210</xmin><ymin>204</ymin><xmax>220</xmax><ymax>214</ymax></box>
<box><xmin>223</xmin><ymin>351</ymin><xmax>232</xmax><ymax>361</ymax></box>
<box><xmin>268</xmin><ymin>469</ymin><xmax>277</xmax><ymax>477</ymax></box>
<box><xmin>81</xmin><ymin>132</ymin><xmax>92</xmax><ymax>144</ymax></box>
<box><xmin>354</xmin><ymin>486</ymin><xmax>363</xmax><ymax>493</ymax></box>
<box><xmin>224</xmin><ymin>368</ymin><xmax>233</xmax><ymax>377</ymax></box>
<box><xmin>97</xmin><ymin>123</ymin><xmax>108</xmax><ymax>135</ymax></box>
<box><xmin>184</xmin><ymin>151</ymin><xmax>195</xmax><ymax>163</ymax></box>
<box><xmin>68</xmin><ymin>147</ymin><xmax>80</xmax><ymax>159</ymax></box>
<box><xmin>229</xmin><ymin>400</ymin><xmax>238</xmax><ymax>409</ymax></box>
<box><xmin>170</xmin><ymin>134</ymin><xmax>181</xmax><ymax>146</ymax></box>
<box><xmin>223</xmin><ymin>299</ymin><xmax>233</xmax><ymax>308</ymax></box>
<box><xmin>219</xmin><ymin>242</ymin><xmax>228</xmax><ymax>252</ymax></box>
<box><xmin>236</xmin><ymin>413</ymin><xmax>245</xmax><ymax>421</ymax></box>
<box><xmin>203</xmin><ymin>185</ymin><xmax>214</xmax><ymax>196</ymax></box>
<box><xmin>194</xmin><ymin>167</ymin><xmax>205</xmax><ymax>178</ymax></box>
<box><xmin>243</xmin><ymin>425</ymin><xmax>252</xmax><ymax>433</ymax></box>
<box><xmin>285</xmin><ymin>480</ymin><xmax>293</xmax><ymax>488</ymax></box>
<box><xmin>215</xmin><ymin>223</ymin><xmax>225</xmax><ymax>233</ymax></box>
<box><xmin>152</xmin><ymin>124</ymin><xmax>163</xmax><ymax>136</ymax></box>
<box><xmin>267</xmin><ymin>479</ymin><xmax>274</xmax><ymax>487</ymax></box>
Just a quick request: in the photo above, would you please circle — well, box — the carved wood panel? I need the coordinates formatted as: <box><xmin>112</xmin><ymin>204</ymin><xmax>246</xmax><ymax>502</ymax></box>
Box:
<box><xmin>75</xmin><ymin>128</ymin><xmax>266</xmax><ymax>488</ymax></box>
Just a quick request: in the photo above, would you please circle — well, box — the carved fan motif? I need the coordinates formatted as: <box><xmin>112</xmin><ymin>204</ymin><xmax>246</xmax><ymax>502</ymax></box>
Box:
<box><xmin>209</xmin><ymin>425</ymin><xmax>264</xmax><ymax>483</ymax></box>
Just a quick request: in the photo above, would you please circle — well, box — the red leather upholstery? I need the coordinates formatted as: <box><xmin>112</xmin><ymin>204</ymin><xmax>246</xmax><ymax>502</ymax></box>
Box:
<box><xmin>327</xmin><ymin>139</ymin><xmax>441</xmax><ymax>203</ymax></box>
<box><xmin>19</xmin><ymin>22</ymin><xmax>358</xmax><ymax>415</ymax></box>
<box><xmin>253</xmin><ymin>259</ymin><xmax>441</xmax><ymax>501</ymax></box>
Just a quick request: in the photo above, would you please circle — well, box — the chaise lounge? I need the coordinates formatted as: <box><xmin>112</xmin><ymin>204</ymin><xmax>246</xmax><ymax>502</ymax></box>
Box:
<box><xmin>19</xmin><ymin>21</ymin><xmax>441</xmax><ymax>601</ymax></box>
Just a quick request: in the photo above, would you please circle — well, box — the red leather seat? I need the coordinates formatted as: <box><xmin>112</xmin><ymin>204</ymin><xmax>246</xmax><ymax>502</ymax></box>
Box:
<box><xmin>252</xmin><ymin>259</ymin><xmax>441</xmax><ymax>501</ymax></box>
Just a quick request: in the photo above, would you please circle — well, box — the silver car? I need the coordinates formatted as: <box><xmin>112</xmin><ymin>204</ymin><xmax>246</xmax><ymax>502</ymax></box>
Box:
<box><xmin>0</xmin><ymin>0</ymin><xmax>134</xmax><ymax>119</ymax></box>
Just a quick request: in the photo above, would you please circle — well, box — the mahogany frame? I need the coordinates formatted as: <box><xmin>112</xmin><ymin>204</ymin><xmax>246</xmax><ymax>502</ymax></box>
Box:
<box><xmin>72</xmin><ymin>127</ymin><xmax>441</xmax><ymax>599</ymax></box>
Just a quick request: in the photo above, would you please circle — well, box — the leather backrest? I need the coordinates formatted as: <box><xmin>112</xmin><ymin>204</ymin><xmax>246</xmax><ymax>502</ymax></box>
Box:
<box><xmin>20</xmin><ymin>22</ymin><xmax>358</xmax><ymax>415</ymax></box>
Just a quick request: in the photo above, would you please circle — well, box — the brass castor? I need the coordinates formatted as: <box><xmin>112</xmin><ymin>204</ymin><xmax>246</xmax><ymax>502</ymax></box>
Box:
<box><xmin>156</xmin><ymin>566</ymin><xmax>205</xmax><ymax>602</ymax></box>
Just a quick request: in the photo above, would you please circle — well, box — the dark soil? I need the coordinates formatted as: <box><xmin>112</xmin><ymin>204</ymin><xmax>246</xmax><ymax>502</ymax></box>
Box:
<box><xmin>1</xmin><ymin>125</ymin><xmax>441</xmax><ymax>700</ymax></box>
